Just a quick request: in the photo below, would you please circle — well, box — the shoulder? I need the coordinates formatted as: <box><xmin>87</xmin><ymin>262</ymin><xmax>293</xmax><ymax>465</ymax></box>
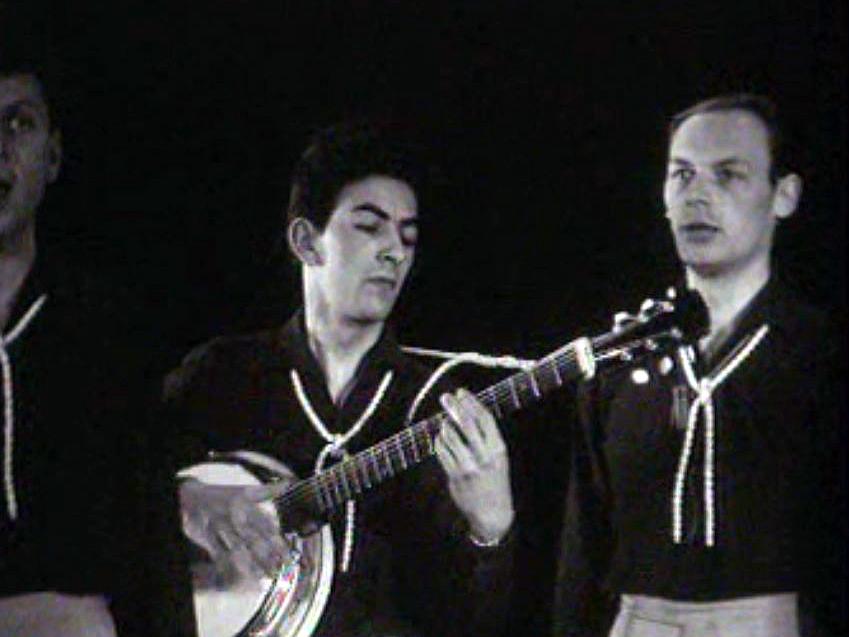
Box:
<box><xmin>765</xmin><ymin>284</ymin><xmax>843</xmax><ymax>367</ymax></box>
<box><xmin>163</xmin><ymin>328</ymin><xmax>283</xmax><ymax>402</ymax></box>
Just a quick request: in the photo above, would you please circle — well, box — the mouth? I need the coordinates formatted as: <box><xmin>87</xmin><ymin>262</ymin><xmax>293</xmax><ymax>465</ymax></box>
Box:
<box><xmin>365</xmin><ymin>276</ymin><xmax>398</xmax><ymax>290</ymax></box>
<box><xmin>678</xmin><ymin>222</ymin><xmax>721</xmax><ymax>242</ymax></box>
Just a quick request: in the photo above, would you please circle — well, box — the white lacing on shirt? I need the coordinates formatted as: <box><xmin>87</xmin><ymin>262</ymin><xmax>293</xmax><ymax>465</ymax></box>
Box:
<box><xmin>671</xmin><ymin>324</ymin><xmax>770</xmax><ymax>547</ymax></box>
<box><xmin>2</xmin><ymin>294</ymin><xmax>48</xmax><ymax>521</ymax></box>
<box><xmin>290</xmin><ymin>368</ymin><xmax>393</xmax><ymax>573</ymax></box>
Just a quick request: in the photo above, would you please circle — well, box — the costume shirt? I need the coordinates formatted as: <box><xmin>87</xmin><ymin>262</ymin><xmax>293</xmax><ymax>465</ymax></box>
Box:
<box><xmin>163</xmin><ymin>311</ymin><xmax>513</xmax><ymax>637</ymax></box>
<box><xmin>0</xmin><ymin>260</ymin><xmax>153</xmax><ymax>632</ymax></box>
<box><xmin>553</xmin><ymin>279</ymin><xmax>845</xmax><ymax>636</ymax></box>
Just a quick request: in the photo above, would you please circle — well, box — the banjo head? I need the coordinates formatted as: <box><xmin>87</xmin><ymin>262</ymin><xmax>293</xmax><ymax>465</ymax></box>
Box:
<box><xmin>180</xmin><ymin>451</ymin><xmax>334</xmax><ymax>637</ymax></box>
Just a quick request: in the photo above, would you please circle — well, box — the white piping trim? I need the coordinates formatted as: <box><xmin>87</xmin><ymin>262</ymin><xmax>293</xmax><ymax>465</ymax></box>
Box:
<box><xmin>290</xmin><ymin>368</ymin><xmax>393</xmax><ymax>573</ymax></box>
<box><xmin>2</xmin><ymin>294</ymin><xmax>48</xmax><ymax>520</ymax></box>
<box><xmin>671</xmin><ymin>324</ymin><xmax>770</xmax><ymax>546</ymax></box>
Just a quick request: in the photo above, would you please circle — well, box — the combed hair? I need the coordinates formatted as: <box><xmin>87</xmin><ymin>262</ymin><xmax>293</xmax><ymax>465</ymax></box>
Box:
<box><xmin>285</xmin><ymin>121</ymin><xmax>423</xmax><ymax>232</ymax></box>
<box><xmin>0</xmin><ymin>12</ymin><xmax>61</xmax><ymax>132</ymax></box>
<box><xmin>668</xmin><ymin>93</ymin><xmax>789</xmax><ymax>182</ymax></box>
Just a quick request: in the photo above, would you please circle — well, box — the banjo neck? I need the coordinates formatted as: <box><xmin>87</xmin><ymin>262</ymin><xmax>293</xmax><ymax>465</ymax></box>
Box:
<box><xmin>277</xmin><ymin>335</ymin><xmax>598</xmax><ymax>517</ymax></box>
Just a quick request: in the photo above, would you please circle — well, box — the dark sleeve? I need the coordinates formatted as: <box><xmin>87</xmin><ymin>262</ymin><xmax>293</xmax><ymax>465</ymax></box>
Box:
<box><xmin>797</xmin><ymin>330</ymin><xmax>847</xmax><ymax>637</ymax></box>
<box><xmin>551</xmin><ymin>379</ymin><xmax>617</xmax><ymax>637</ymax></box>
<box><xmin>390</xmin><ymin>461</ymin><xmax>515</xmax><ymax>637</ymax></box>
<box><xmin>131</xmin><ymin>340</ymin><xmax>236</xmax><ymax>637</ymax></box>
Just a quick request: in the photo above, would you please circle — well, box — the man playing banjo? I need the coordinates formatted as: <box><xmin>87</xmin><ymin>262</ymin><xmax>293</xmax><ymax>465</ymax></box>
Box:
<box><xmin>165</xmin><ymin>123</ymin><xmax>516</xmax><ymax>637</ymax></box>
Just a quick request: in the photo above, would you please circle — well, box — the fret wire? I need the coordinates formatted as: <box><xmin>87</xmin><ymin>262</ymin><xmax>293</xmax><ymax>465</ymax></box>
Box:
<box><xmin>330</xmin><ymin>472</ymin><xmax>343</xmax><ymax>507</ymax></box>
<box><xmin>368</xmin><ymin>449</ymin><xmax>381</xmax><ymax>482</ymax></box>
<box><xmin>336</xmin><ymin>465</ymin><xmax>352</xmax><ymax>500</ymax></box>
<box><xmin>397</xmin><ymin>440</ymin><xmax>409</xmax><ymax>470</ymax></box>
<box><xmin>550</xmin><ymin>358</ymin><xmax>564</xmax><ymax>386</ymax></box>
<box><xmin>359</xmin><ymin>455</ymin><xmax>372</xmax><ymax>489</ymax></box>
<box><xmin>347</xmin><ymin>460</ymin><xmax>362</xmax><ymax>494</ymax></box>
<box><xmin>528</xmin><ymin>368</ymin><xmax>541</xmax><ymax>398</ymax></box>
<box><xmin>508</xmin><ymin>376</ymin><xmax>521</xmax><ymax>409</ymax></box>
<box><xmin>382</xmin><ymin>445</ymin><xmax>395</xmax><ymax>477</ymax></box>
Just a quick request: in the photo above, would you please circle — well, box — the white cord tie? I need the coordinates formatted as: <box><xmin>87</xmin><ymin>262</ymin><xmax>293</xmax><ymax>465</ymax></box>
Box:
<box><xmin>671</xmin><ymin>324</ymin><xmax>769</xmax><ymax>547</ymax></box>
<box><xmin>2</xmin><ymin>294</ymin><xmax>48</xmax><ymax>521</ymax></box>
<box><xmin>290</xmin><ymin>368</ymin><xmax>393</xmax><ymax>572</ymax></box>
<box><xmin>400</xmin><ymin>346</ymin><xmax>534</xmax><ymax>424</ymax></box>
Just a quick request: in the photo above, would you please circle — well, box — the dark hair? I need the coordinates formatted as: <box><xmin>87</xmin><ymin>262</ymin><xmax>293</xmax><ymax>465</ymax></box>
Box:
<box><xmin>285</xmin><ymin>122</ymin><xmax>423</xmax><ymax>232</ymax></box>
<box><xmin>668</xmin><ymin>93</ymin><xmax>788</xmax><ymax>183</ymax></box>
<box><xmin>0</xmin><ymin>16</ymin><xmax>61</xmax><ymax>132</ymax></box>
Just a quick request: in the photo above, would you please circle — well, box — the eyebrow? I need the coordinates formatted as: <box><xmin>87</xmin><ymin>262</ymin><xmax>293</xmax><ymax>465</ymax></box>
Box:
<box><xmin>668</xmin><ymin>156</ymin><xmax>752</xmax><ymax>170</ymax></box>
<box><xmin>351</xmin><ymin>203</ymin><xmax>418</xmax><ymax>224</ymax></box>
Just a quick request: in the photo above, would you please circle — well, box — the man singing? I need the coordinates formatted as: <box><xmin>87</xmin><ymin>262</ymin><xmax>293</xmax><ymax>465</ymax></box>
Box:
<box><xmin>553</xmin><ymin>94</ymin><xmax>845</xmax><ymax>637</ymax></box>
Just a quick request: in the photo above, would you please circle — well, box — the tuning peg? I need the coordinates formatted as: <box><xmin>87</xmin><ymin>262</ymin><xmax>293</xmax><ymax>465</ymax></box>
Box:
<box><xmin>613</xmin><ymin>311</ymin><xmax>636</xmax><ymax>332</ymax></box>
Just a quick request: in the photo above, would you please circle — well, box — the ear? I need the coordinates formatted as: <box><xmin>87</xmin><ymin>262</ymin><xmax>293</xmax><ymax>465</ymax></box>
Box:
<box><xmin>287</xmin><ymin>217</ymin><xmax>324</xmax><ymax>266</ymax></box>
<box><xmin>771</xmin><ymin>173</ymin><xmax>802</xmax><ymax>220</ymax></box>
<box><xmin>45</xmin><ymin>129</ymin><xmax>63</xmax><ymax>183</ymax></box>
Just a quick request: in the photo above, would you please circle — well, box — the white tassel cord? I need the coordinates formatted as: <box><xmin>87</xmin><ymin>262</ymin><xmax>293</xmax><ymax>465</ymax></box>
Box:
<box><xmin>2</xmin><ymin>294</ymin><xmax>48</xmax><ymax>521</ymax></box>
<box><xmin>671</xmin><ymin>324</ymin><xmax>770</xmax><ymax>547</ymax></box>
<box><xmin>290</xmin><ymin>369</ymin><xmax>393</xmax><ymax>573</ymax></box>
<box><xmin>400</xmin><ymin>346</ymin><xmax>535</xmax><ymax>425</ymax></box>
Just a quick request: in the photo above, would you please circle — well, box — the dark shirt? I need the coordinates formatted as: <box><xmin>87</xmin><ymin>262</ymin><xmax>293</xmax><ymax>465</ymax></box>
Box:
<box><xmin>553</xmin><ymin>278</ymin><xmax>846</xmax><ymax>636</ymax></box>
<box><xmin>0</xmin><ymin>260</ymin><xmax>153</xmax><ymax>632</ymax></box>
<box><xmin>163</xmin><ymin>311</ymin><xmax>514</xmax><ymax>637</ymax></box>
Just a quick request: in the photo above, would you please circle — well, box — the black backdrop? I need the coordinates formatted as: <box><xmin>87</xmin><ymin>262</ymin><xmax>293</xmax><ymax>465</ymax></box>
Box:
<box><xmin>7</xmin><ymin>1</ymin><xmax>847</xmax><ymax>634</ymax></box>
<box><xmin>20</xmin><ymin>0</ymin><xmax>845</xmax><ymax>362</ymax></box>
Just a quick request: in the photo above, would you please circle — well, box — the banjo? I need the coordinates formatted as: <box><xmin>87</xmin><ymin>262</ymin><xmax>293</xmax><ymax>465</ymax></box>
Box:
<box><xmin>180</xmin><ymin>291</ymin><xmax>707</xmax><ymax>637</ymax></box>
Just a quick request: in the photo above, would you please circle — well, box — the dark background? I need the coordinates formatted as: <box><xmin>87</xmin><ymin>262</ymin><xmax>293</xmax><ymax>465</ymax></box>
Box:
<box><xmin>13</xmin><ymin>0</ymin><xmax>846</xmax><ymax>362</ymax></box>
<box><xmin>6</xmin><ymin>1</ymin><xmax>847</xmax><ymax>634</ymax></box>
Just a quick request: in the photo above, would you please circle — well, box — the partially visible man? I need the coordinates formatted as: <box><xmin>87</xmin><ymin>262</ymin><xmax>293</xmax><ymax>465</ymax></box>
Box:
<box><xmin>165</xmin><ymin>123</ymin><xmax>516</xmax><ymax>636</ymax></box>
<box><xmin>553</xmin><ymin>94</ymin><xmax>845</xmax><ymax>637</ymax></box>
<box><xmin>0</xmin><ymin>54</ymin><xmax>152</xmax><ymax>636</ymax></box>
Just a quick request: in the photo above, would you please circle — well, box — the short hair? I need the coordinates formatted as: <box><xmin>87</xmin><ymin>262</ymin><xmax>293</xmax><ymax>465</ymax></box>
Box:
<box><xmin>0</xmin><ymin>26</ymin><xmax>61</xmax><ymax>132</ymax></box>
<box><xmin>285</xmin><ymin>122</ymin><xmax>423</xmax><ymax>232</ymax></box>
<box><xmin>668</xmin><ymin>94</ymin><xmax>789</xmax><ymax>183</ymax></box>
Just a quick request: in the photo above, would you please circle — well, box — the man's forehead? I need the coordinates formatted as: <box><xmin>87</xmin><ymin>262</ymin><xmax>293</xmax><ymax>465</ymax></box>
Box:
<box><xmin>0</xmin><ymin>73</ymin><xmax>48</xmax><ymax>110</ymax></box>
<box><xmin>339</xmin><ymin>175</ymin><xmax>418</xmax><ymax>220</ymax></box>
<box><xmin>669</xmin><ymin>109</ymin><xmax>770</xmax><ymax>164</ymax></box>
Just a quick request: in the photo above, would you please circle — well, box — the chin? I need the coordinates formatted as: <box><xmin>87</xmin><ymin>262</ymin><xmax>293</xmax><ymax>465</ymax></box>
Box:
<box><xmin>350</xmin><ymin>303</ymin><xmax>395</xmax><ymax>325</ymax></box>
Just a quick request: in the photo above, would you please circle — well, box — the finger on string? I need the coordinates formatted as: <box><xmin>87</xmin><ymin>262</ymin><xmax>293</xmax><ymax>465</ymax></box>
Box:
<box><xmin>457</xmin><ymin>388</ymin><xmax>497</xmax><ymax>445</ymax></box>
<box><xmin>440</xmin><ymin>420</ymin><xmax>477</xmax><ymax>475</ymax></box>
<box><xmin>434</xmin><ymin>430</ymin><xmax>458</xmax><ymax>474</ymax></box>
<box><xmin>452</xmin><ymin>390</ymin><xmax>491</xmax><ymax>460</ymax></box>
<box><xmin>439</xmin><ymin>392</ymin><xmax>473</xmax><ymax>445</ymax></box>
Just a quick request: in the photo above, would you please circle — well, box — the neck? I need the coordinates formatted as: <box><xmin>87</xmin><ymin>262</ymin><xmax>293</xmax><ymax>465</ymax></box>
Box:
<box><xmin>0</xmin><ymin>225</ymin><xmax>37</xmax><ymax>332</ymax></box>
<box><xmin>685</xmin><ymin>257</ymin><xmax>770</xmax><ymax>350</ymax></box>
<box><xmin>303</xmin><ymin>289</ymin><xmax>384</xmax><ymax>405</ymax></box>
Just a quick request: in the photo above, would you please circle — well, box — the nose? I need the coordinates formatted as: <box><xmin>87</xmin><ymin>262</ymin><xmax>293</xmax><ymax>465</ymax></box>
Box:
<box><xmin>682</xmin><ymin>171</ymin><xmax>715</xmax><ymax>208</ymax></box>
<box><xmin>377</xmin><ymin>230</ymin><xmax>407</xmax><ymax>267</ymax></box>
